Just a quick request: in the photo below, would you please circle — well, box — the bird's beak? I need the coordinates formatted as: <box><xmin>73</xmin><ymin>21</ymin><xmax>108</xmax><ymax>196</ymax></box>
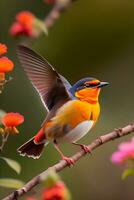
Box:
<box><xmin>98</xmin><ymin>81</ymin><xmax>109</xmax><ymax>88</ymax></box>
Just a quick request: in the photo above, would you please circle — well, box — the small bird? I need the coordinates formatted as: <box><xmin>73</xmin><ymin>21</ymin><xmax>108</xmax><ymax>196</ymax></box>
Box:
<box><xmin>17</xmin><ymin>45</ymin><xmax>109</xmax><ymax>165</ymax></box>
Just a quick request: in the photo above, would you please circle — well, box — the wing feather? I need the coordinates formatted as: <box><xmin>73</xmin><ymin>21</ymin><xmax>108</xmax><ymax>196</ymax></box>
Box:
<box><xmin>17</xmin><ymin>45</ymin><xmax>71</xmax><ymax>111</ymax></box>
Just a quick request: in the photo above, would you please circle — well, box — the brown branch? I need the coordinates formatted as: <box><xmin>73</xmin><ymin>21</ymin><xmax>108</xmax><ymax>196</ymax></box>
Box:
<box><xmin>3</xmin><ymin>122</ymin><xmax>134</xmax><ymax>200</ymax></box>
<box><xmin>45</xmin><ymin>0</ymin><xmax>75</xmax><ymax>30</ymax></box>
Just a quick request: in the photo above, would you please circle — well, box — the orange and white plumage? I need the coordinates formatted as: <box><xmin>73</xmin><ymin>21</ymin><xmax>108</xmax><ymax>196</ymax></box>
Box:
<box><xmin>44</xmin><ymin>100</ymin><xmax>100</xmax><ymax>143</ymax></box>
<box><xmin>17</xmin><ymin>45</ymin><xmax>108</xmax><ymax>163</ymax></box>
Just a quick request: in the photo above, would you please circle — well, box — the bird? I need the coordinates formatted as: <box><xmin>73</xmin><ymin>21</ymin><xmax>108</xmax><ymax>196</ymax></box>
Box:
<box><xmin>17</xmin><ymin>45</ymin><xmax>109</xmax><ymax>165</ymax></box>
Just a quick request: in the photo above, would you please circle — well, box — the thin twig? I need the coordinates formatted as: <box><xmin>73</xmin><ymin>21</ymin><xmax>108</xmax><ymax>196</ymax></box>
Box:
<box><xmin>0</xmin><ymin>81</ymin><xmax>5</xmax><ymax>94</ymax></box>
<box><xmin>45</xmin><ymin>0</ymin><xmax>71</xmax><ymax>29</ymax></box>
<box><xmin>0</xmin><ymin>77</ymin><xmax>13</xmax><ymax>94</ymax></box>
<box><xmin>3</xmin><ymin>122</ymin><xmax>134</xmax><ymax>200</ymax></box>
<box><xmin>0</xmin><ymin>133</ymin><xmax>9</xmax><ymax>152</ymax></box>
<box><xmin>43</xmin><ymin>0</ymin><xmax>76</xmax><ymax>31</ymax></box>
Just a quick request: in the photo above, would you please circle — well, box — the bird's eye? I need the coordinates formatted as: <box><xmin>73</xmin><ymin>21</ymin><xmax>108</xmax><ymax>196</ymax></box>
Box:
<box><xmin>85</xmin><ymin>82</ymin><xmax>100</xmax><ymax>87</ymax></box>
<box><xmin>85</xmin><ymin>83</ymin><xmax>90</xmax><ymax>87</ymax></box>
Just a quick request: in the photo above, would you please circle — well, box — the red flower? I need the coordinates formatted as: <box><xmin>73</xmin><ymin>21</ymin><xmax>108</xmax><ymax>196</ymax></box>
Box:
<box><xmin>16</xmin><ymin>11</ymin><xmax>34</xmax><ymax>27</ymax></box>
<box><xmin>43</xmin><ymin>182</ymin><xmax>66</xmax><ymax>200</ymax></box>
<box><xmin>0</xmin><ymin>43</ymin><xmax>7</xmax><ymax>55</ymax></box>
<box><xmin>0</xmin><ymin>44</ymin><xmax>14</xmax><ymax>93</ymax></box>
<box><xmin>0</xmin><ymin>57</ymin><xmax>14</xmax><ymax>73</ymax></box>
<box><xmin>10</xmin><ymin>11</ymin><xmax>35</xmax><ymax>37</ymax></box>
<box><xmin>2</xmin><ymin>113</ymin><xmax>24</xmax><ymax>127</ymax></box>
<box><xmin>10</xmin><ymin>22</ymin><xmax>33</xmax><ymax>37</ymax></box>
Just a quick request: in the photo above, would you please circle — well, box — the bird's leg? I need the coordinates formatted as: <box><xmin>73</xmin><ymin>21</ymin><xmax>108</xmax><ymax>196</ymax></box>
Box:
<box><xmin>53</xmin><ymin>140</ymin><xmax>75</xmax><ymax>166</ymax></box>
<box><xmin>72</xmin><ymin>142</ymin><xmax>92</xmax><ymax>154</ymax></box>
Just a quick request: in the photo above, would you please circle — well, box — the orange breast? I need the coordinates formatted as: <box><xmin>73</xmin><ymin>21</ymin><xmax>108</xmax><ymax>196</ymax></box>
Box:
<box><xmin>44</xmin><ymin>100</ymin><xmax>100</xmax><ymax>140</ymax></box>
<box><xmin>75</xmin><ymin>88</ymin><xmax>100</xmax><ymax>104</ymax></box>
<box><xmin>48</xmin><ymin>100</ymin><xmax>99</xmax><ymax>129</ymax></box>
<box><xmin>91</xmin><ymin>102</ymin><xmax>100</xmax><ymax>126</ymax></box>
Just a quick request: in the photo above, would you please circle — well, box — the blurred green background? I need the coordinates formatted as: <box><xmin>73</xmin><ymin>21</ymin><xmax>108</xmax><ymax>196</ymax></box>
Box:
<box><xmin>0</xmin><ymin>0</ymin><xmax>134</xmax><ymax>199</ymax></box>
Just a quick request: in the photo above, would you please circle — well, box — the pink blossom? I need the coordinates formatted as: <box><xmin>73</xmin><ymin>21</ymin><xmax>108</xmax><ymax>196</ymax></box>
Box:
<box><xmin>111</xmin><ymin>137</ymin><xmax>134</xmax><ymax>165</ymax></box>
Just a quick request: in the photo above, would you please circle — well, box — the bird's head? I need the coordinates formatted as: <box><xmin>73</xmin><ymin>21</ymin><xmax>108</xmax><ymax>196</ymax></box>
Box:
<box><xmin>70</xmin><ymin>77</ymin><xmax>109</xmax><ymax>104</ymax></box>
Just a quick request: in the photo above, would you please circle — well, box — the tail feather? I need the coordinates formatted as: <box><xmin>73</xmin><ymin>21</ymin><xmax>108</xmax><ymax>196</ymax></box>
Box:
<box><xmin>17</xmin><ymin>138</ymin><xmax>46</xmax><ymax>159</ymax></box>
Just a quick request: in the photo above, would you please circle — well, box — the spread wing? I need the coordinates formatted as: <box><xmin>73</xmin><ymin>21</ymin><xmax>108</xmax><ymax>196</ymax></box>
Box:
<box><xmin>17</xmin><ymin>45</ymin><xmax>71</xmax><ymax>111</ymax></box>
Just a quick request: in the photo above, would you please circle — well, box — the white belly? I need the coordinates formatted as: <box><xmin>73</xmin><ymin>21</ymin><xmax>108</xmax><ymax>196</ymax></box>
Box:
<box><xmin>57</xmin><ymin>120</ymin><xmax>94</xmax><ymax>143</ymax></box>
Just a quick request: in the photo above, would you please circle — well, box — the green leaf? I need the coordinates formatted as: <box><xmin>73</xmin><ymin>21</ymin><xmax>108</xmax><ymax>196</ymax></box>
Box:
<box><xmin>0</xmin><ymin>157</ymin><xmax>21</xmax><ymax>174</ymax></box>
<box><xmin>0</xmin><ymin>178</ymin><xmax>24</xmax><ymax>189</ymax></box>
<box><xmin>122</xmin><ymin>168</ymin><xmax>134</xmax><ymax>180</ymax></box>
<box><xmin>34</xmin><ymin>18</ymin><xmax>48</xmax><ymax>35</ymax></box>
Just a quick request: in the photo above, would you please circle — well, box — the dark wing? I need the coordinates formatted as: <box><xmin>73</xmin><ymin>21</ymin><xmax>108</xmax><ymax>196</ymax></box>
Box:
<box><xmin>17</xmin><ymin>45</ymin><xmax>71</xmax><ymax>111</ymax></box>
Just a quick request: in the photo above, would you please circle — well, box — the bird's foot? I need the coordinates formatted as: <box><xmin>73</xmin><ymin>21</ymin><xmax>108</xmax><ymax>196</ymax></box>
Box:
<box><xmin>80</xmin><ymin>144</ymin><xmax>92</xmax><ymax>154</ymax></box>
<box><xmin>53</xmin><ymin>141</ymin><xmax>75</xmax><ymax>166</ymax></box>
<box><xmin>62</xmin><ymin>156</ymin><xmax>75</xmax><ymax>166</ymax></box>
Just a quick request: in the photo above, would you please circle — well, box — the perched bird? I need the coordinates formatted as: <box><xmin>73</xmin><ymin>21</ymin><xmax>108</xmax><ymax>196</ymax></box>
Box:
<box><xmin>17</xmin><ymin>45</ymin><xmax>109</xmax><ymax>165</ymax></box>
